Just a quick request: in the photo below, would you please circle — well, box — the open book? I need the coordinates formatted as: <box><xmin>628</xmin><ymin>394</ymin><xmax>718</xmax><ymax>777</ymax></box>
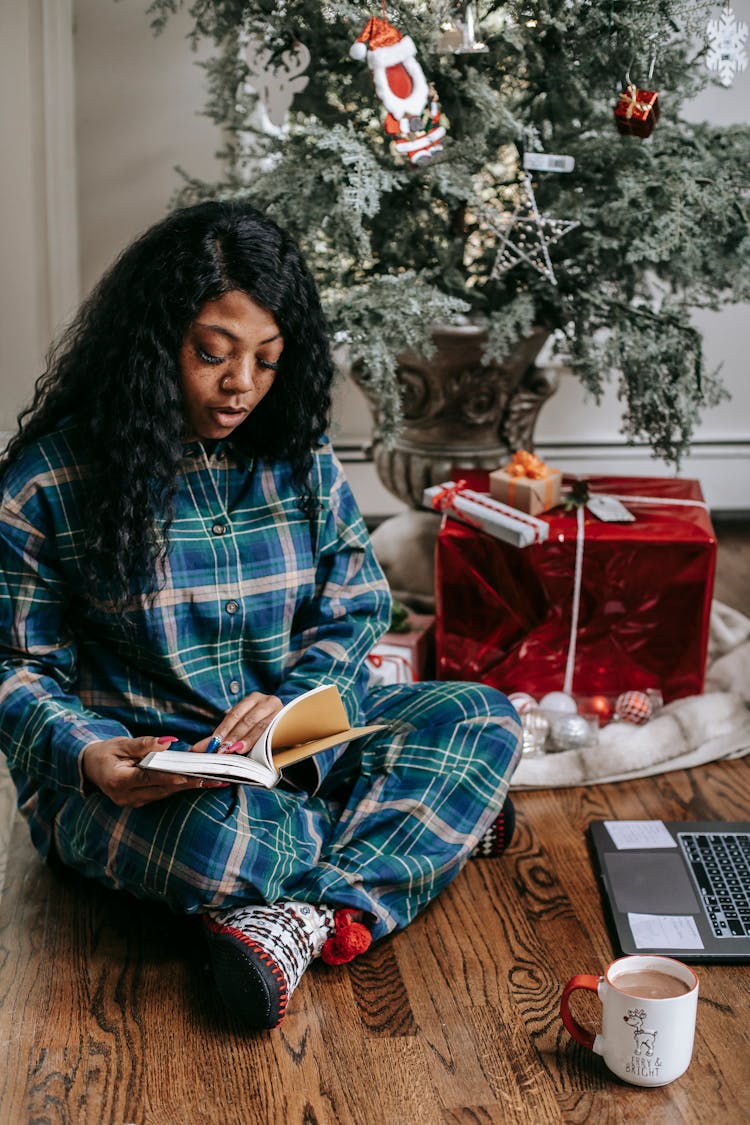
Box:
<box><xmin>139</xmin><ymin>683</ymin><xmax>383</xmax><ymax>788</ymax></box>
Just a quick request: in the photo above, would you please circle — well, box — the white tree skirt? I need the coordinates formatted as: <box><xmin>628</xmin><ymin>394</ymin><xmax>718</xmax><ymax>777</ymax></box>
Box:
<box><xmin>511</xmin><ymin>601</ymin><xmax>750</xmax><ymax>789</ymax></box>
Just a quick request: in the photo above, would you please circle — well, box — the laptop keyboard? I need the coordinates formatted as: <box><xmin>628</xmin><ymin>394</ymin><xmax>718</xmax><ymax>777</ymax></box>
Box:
<box><xmin>677</xmin><ymin>832</ymin><xmax>750</xmax><ymax>939</ymax></box>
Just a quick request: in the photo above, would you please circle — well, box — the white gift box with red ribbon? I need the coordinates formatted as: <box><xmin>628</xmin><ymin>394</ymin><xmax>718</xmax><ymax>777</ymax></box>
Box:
<box><xmin>367</xmin><ymin>645</ymin><xmax>417</xmax><ymax>686</ymax></box>
<box><xmin>423</xmin><ymin>480</ymin><xmax>549</xmax><ymax>548</ymax></box>
<box><xmin>367</xmin><ymin>613</ymin><xmax>436</xmax><ymax>686</ymax></box>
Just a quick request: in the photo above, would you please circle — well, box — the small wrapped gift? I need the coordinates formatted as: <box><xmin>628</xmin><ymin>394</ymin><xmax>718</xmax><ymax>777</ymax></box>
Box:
<box><xmin>490</xmin><ymin>451</ymin><xmax>562</xmax><ymax>516</ymax></box>
<box><xmin>614</xmin><ymin>84</ymin><xmax>660</xmax><ymax>138</ymax></box>
<box><xmin>367</xmin><ymin>613</ymin><xmax>435</xmax><ymax>685</ymax></box>
<box><xmin>423</xmin><ymin>480</ymin><xmax>549</xmax><ymax>548</ymax></box>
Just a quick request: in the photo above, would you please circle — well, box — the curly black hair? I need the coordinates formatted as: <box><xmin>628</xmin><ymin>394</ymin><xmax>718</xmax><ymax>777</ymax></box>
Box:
<box><xmin>0</xmin><ymin>200</ymin><xmax>334</xmax><ymax>607</ymax></box>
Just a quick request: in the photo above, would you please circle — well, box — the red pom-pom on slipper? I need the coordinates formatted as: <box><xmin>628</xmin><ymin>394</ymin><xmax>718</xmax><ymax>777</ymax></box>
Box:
<box><xmin>320</xmin><ymin>909</ymin><xmax>372</xmax><ymax>965</ymax></box>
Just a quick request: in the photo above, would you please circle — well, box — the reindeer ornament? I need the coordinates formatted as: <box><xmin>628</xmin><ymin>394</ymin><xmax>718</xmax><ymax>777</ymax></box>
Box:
<box><xmin>241</xmin><ymin>37</ymin><xmax>311</xmax><ymax>139</ymax></box>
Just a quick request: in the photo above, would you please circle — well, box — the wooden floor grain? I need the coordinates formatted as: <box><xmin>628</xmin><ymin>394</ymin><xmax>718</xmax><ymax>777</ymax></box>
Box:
<box><xmin>713</xmin><ymin>518</ymin><xmax>750</xmax><ymax>617</ymax></box>
<box><xmin>2</xmin><ymin>762</ymin><xmax>748</xmax><ymax>1125</ymax></box>
<box><xmin>0</xmin><ymin>524</ymin><xmax>748</xmax><ymax>1125</ymax></box>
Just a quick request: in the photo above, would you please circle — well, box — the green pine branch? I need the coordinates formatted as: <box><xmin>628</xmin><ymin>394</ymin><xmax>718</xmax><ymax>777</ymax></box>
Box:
<box><xmin>147</xmin><ymin>0</ymin><xmax>749</xmax><ymax>463</ymax></box>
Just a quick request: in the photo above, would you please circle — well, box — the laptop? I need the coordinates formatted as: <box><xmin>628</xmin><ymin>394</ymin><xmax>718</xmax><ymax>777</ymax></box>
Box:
<box><xmin>589</xmin><ymin>820</ymin><xmax>750</xmax><ymax>963</ymax></box>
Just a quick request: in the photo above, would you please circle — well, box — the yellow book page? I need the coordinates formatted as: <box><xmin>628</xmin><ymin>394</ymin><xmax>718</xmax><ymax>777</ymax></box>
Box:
<box><xmin>269</xmin><ymin>684</ymin><xmax>351</xmax><ymax>750</ymax></box>
<box><xmin>273</xmin><ymin>724</ymin><xmax>384</xmax><ymax>768</ymax></box>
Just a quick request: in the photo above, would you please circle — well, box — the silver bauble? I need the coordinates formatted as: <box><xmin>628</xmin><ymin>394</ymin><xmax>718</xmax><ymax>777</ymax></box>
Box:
<box><xmin>521</xmin><ymin>707</ymin><xmax>550</xmax><ymax>755</ymax></box>
<box><xmin>549</xmin><ymin>714</ymin><xmax>596</xmax><ymax>752</ymax></box>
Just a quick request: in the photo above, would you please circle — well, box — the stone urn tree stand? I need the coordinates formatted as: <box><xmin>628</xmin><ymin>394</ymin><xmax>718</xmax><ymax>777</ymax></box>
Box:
<box><xmin>354</xmin><ymin>324</ymin><xmax>559</xmax><ymax>611</ymax></box>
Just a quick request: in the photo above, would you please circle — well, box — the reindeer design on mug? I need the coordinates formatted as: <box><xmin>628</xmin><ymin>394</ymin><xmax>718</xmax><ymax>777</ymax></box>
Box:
<box><xmin>623</xmin><ymin>1008</ymin><xmax>658</xmax><ymax>1056</ymax></box>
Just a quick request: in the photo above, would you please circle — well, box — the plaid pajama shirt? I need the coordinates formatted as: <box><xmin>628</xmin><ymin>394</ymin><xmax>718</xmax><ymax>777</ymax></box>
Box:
<box><xmin>0</xmin><ymin>425</ymin><xmax>521</xmax><ymax>939</ymax></box>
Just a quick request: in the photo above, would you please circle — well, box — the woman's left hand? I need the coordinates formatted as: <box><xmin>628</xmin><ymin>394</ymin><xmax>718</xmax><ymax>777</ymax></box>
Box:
<box><xmin>196</xmin><ymin>691</ymin><xmax>283</xmax><ymax>755</ymax></box>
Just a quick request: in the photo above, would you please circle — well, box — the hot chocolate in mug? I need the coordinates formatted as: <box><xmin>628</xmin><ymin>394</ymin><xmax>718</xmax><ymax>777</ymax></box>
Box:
<box><xmin>560</xmin><ymin>954</ymin><xmax>699</xmax><ymax>1087</ymax></box>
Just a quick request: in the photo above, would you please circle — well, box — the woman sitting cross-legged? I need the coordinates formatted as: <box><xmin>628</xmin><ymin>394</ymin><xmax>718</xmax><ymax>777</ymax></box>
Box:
<box><xmin>0</xmin><ymin>201</ymin><xmax>522</xmax><ymax>1030</ymax></box>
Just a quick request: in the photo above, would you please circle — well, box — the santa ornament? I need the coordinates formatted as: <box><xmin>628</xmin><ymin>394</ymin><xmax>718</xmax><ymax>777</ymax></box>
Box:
<box><xmin>350</xmin><ymin>14</ymin><xmax>446</xmax><ymax>164</ymax></box>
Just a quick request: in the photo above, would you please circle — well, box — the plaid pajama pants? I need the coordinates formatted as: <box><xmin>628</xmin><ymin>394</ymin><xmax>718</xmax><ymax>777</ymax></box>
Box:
<box><xmin>52</xmin><ymin>681</ymin><xmax>521</xmax><ymax>941</ymax></box>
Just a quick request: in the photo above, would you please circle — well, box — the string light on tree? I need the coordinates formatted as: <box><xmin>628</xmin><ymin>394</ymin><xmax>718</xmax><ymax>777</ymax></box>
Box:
<box><xmin>487</xmin><ymin>174</ymin><xmax>580</xmax><ymax>286</ymax></box>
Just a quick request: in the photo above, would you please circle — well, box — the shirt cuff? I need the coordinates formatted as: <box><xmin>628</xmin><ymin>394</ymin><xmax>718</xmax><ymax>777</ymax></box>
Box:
<box><xmin>54</xmin><ymin>719</ymin><xmax>131</xmax><ymax>793</ymax></box>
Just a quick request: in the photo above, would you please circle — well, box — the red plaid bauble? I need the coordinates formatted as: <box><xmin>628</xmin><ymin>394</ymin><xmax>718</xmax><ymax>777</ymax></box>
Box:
<box><xmin>614</xmin><ymin>690</ymin><xmax>653</xmax><ymax>725</ymax></box>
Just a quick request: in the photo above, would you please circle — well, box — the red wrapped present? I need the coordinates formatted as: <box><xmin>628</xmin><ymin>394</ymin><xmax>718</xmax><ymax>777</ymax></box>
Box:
<box><xmin>614</xmin><ymin>84</ymin><xmax>660</xmax><ymax>138</ymax></box>
<box><xmin>368</xmin><ymin>613</ymin><xmax>435</xmax><ymax>685</ymax></box>
<box><xmin>435</xmin><ymin>474</ymin><xmax>716</xmax><ymax>704</ymax></box>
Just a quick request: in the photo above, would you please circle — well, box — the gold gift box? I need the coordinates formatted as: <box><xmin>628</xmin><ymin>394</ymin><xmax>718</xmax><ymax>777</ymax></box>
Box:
<box><xmin>489</xmin><ymin>466</ymin><xmax>562</xmax><ymax>516</ymax></box>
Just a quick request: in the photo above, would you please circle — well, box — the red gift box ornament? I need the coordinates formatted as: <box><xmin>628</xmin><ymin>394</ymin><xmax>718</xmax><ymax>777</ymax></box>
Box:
<box><xmin>614</xmin><ymin>84</ymin><xmax>660</xmax><ymax>138</ymax></box>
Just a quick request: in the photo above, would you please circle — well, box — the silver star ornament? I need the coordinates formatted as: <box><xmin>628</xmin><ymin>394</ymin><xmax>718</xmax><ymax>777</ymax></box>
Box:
<box><xmin>488</xmin><ymin>174</ymin><xmax>580</xmax><ymax>285</ymax></box>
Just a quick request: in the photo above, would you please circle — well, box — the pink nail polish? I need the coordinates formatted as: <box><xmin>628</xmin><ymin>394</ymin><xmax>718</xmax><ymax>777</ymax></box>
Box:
<box><xmin>157</xmin><ymin>736</ymin><xmax>178</xmax><ymax>744</ymax></box>
<box><xmin>220</xmin><ymin>740</ymin><xmax>245</xmax><ymax>753</ymax></box>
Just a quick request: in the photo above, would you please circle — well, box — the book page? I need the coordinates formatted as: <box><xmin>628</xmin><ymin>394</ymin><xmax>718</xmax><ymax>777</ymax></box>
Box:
<box><xmin>270</xmin><ymin>684</ymin><xmax>351</xmax><ymax>750</ymax></box>
<box><xmin>140</xmin><ymin>749</ymin><xmax>274</xmax><ymax>786</ymax></box>
<box><xmin>141</xmin><ymin>715</ymin><xmax>384</xmax><ymax>784</ymax></box>
<box><xmin>142</xmin><ymin>684</ymin><xmax>383</xmax><ymax>786</ymax></box>
<box><xmin>247</xmin><ymin>683</ymin><xmax>349</xmax><ymax>771</ymax></box>
<box><xmin>273</xmin><ymin>724</ymin><xmax>384</xmax><ymax>768</ymax></box>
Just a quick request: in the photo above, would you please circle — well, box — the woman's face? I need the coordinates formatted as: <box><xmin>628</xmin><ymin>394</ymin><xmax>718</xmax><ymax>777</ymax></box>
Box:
<box><xmin>179</xmin><ymin>289</ymin><xmax>284</xmax><ymax>441</ymax></box>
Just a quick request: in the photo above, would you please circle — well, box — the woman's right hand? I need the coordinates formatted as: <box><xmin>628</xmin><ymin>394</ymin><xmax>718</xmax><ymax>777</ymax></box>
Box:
<box><xmin>81</xmin><ymin>736</ymin><xmax>226</xmax><ymax>807</ymax></box>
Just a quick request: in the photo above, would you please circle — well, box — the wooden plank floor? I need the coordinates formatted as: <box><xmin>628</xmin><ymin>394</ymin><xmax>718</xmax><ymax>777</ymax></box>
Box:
<box><xmin>713</xmin><ymin>517</ymin><xmax>750</xmax><ymax>617</ymax></box>
<box><xmin>0</xmin><ymin>523</ymin><xmax>748</xmax><ymax>1125</ymax></box>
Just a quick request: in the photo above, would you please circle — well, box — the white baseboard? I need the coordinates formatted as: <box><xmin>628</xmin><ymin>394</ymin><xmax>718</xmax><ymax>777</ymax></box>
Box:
<box><xmin>534</xmin><ymin>441</ymin><xmax>750</xmax><ymax>513</ymax></box>
<box><xmin>4</xmin><ymin>432</ymin><xmax>746</xmax><ymax>514</ymax></box>
<box><xmin>340</xmin><ymin>442</ymin><xmax>750</xmax><ymax>517</ymax></box>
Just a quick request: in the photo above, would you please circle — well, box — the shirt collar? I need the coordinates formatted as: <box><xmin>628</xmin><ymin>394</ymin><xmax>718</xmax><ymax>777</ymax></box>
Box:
<box><xmin>180</xmin><ymin>438</ymin><xmax>253</xmax><ymax>469</ymax></box>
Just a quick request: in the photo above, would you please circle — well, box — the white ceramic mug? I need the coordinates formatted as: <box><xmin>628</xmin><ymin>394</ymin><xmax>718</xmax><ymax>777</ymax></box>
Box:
<box><xmin>560</xmin><ymin>954</ymin><xmax>699</xmax><ymax>1087</ymax></box>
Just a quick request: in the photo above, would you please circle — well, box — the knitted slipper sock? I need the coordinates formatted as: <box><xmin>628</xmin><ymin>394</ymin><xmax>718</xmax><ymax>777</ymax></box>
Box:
<box><xmin>471</xmin><ymin>796</ymin><xmax>516</xmax><ymax>858</ymax></box>
<box><xmin>204</xmin><ymin>901</ymin><xmax>371</xmax><ymax>1029</ymax></box>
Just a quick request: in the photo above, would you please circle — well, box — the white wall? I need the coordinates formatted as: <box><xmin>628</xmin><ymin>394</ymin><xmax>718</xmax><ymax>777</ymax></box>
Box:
<box><xmin>75</xmin><ymin>2</ymin><xmax>220</xmax><ymax>295</ymax></box>
<box><xmin>0</xmin><ymin>2</ymin><xmax>51</xmax><ymax>431</ymax></box>
<box><xmin>2</xmin><ymin>0</ymin><xmax>748</xmax><ymax>511</ymax></box>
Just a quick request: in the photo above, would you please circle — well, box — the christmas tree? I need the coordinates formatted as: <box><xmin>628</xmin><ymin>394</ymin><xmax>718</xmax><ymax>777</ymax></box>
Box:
<box><xmin>147</xmin><ymin>0</ymin><xmax>750</xmax><ymax>463</ymax></box>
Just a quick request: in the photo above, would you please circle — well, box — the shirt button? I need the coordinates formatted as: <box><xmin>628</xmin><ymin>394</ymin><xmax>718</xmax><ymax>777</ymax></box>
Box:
<box><xmin>225</xmin><ymin>600</ymin><xmax>239</xmax><ymax>614</ymax></box>
<box><xmin>212</xmin><ymin>522</ymin><xmax>227</xmax><ymax>536</ymax></box>
<box><xmin>228</xmin><ymin>680</ymin><xmax>241</xmax><ymax>695</ymax></box>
